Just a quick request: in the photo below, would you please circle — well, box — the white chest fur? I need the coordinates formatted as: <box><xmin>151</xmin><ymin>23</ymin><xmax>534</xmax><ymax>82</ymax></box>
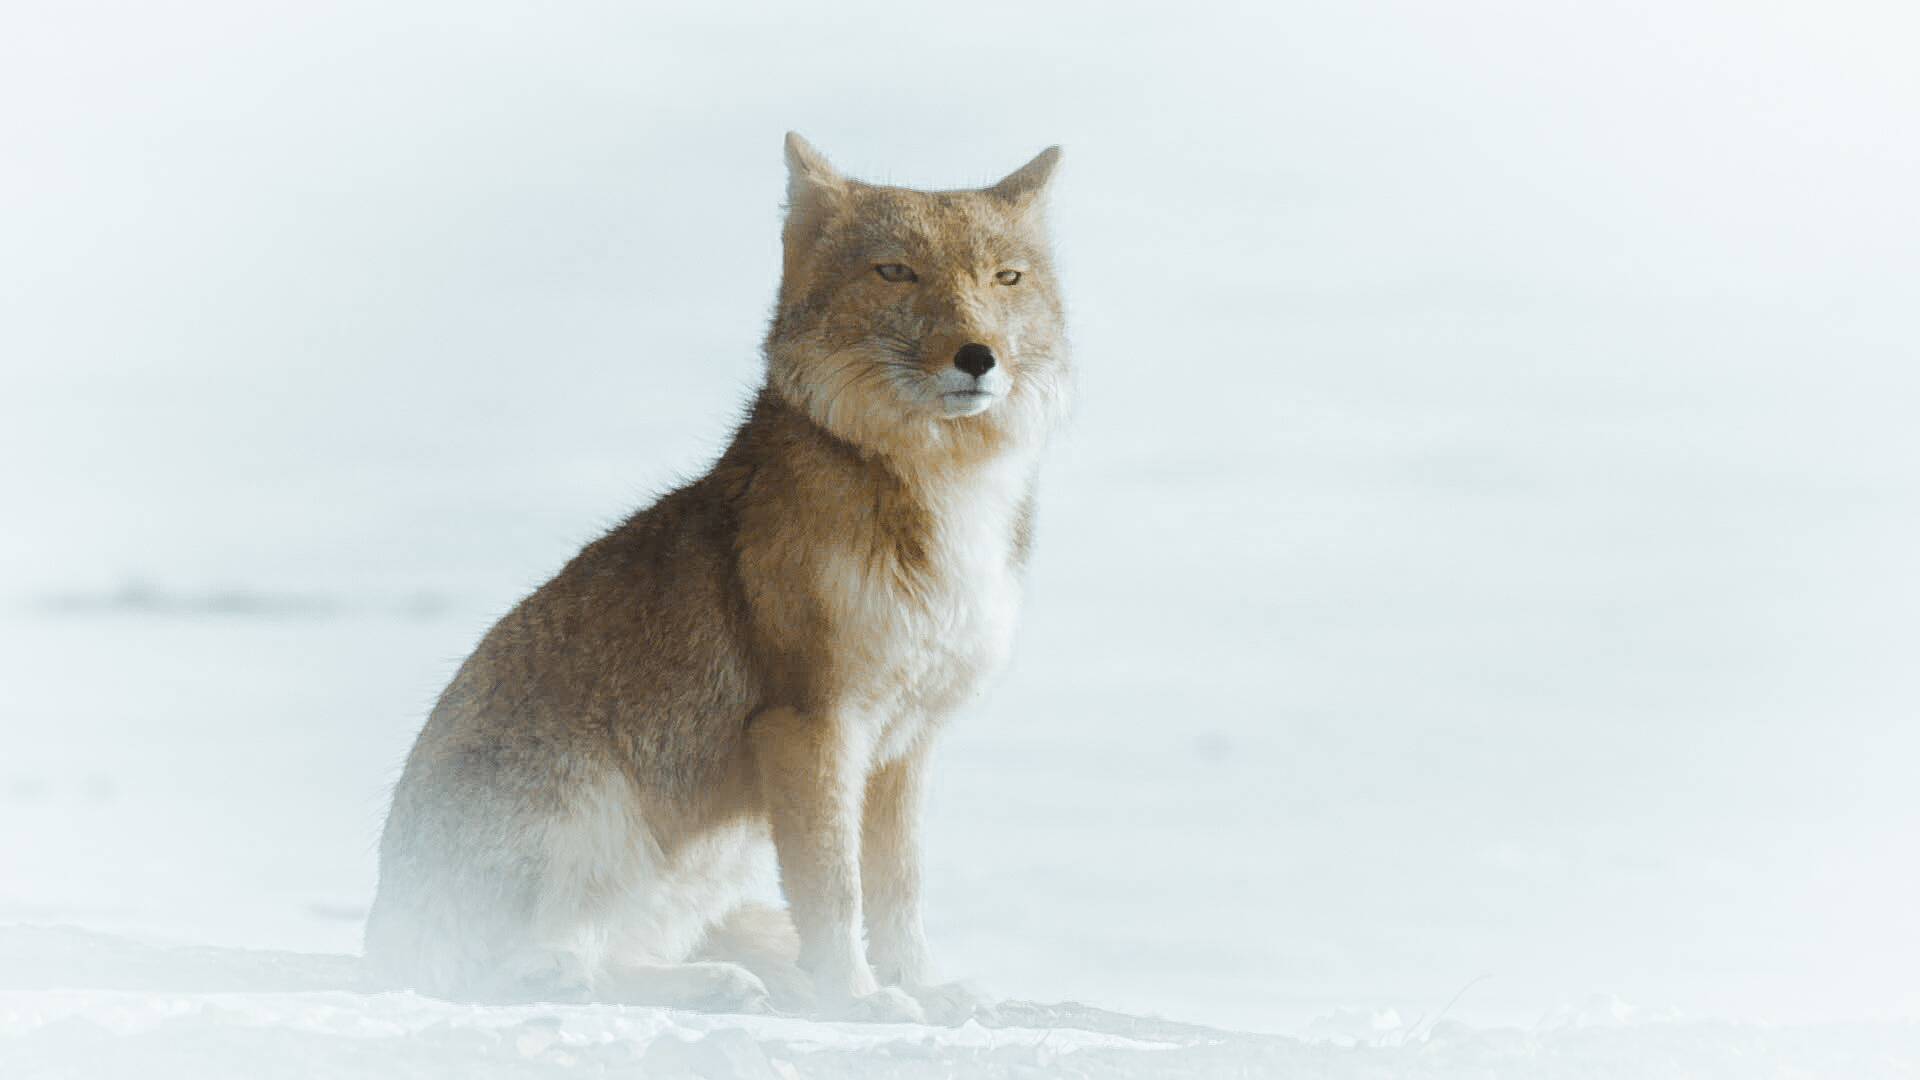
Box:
<box><xmin>816</xmin><ymin>454</ymin><xmax>1033</xmax><ymax>760</ymax></box>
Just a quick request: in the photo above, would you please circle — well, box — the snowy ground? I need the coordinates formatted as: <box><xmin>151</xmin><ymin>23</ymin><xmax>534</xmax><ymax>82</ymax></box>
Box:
<box><xmin>7</xmin><ymin>929</ymin><xmax>1917</xmax><ymax>1079</ymax></box>
<box><xmin>4</xmin><ymin>1</ymin><xmax>1919</xmax><ymax>1076</ymax></box>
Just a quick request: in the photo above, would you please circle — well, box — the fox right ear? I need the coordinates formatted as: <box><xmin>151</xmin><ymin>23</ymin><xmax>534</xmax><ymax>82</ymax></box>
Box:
<box><xmin>783</xmin><ymin>132</ymin><xmax>846</xmax><ymax>243</ymax></box>
<box><xmin>987</xmin><ymin>145</ymin><xmax>1063</xmax><ymax>212</ymax></box>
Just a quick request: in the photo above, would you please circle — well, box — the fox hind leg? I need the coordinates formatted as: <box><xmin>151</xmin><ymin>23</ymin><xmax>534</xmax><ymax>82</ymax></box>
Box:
<box><xmin>475</xmin><ymin>773</ymin><xmax>771</xmax><ymax>1013</ymax></box>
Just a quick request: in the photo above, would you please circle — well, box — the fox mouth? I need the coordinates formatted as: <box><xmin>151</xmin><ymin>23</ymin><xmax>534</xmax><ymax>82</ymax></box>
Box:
<box><xmin>939</xmin><ymin>388</ymin><xmax>999</xmax><ymax>418</ymax></box>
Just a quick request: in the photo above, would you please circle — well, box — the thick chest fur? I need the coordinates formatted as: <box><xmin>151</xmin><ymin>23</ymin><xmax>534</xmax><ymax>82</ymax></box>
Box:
<box><xmin>812</xmin><ymin>460</ymin><xmax>1030</xmax><ymax>761</ymax></box>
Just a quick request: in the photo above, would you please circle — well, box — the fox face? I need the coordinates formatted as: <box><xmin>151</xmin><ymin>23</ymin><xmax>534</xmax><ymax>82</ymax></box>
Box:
<box><xmin>766</xmin><ymin>134</ymin><xmax>1070</xmax><ymax>463</ymax></box>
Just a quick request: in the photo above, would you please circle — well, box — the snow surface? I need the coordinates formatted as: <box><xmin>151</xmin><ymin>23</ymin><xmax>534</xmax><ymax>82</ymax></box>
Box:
<box><xmin>7</xmin><ymin>928</ymin><xmax>1917</xmax><ymax>1079</ymax></box>
<box><xmin>4</xmin><ymin>0</ymin><xmax>1919</xmax><ymax>1076</ymax></box>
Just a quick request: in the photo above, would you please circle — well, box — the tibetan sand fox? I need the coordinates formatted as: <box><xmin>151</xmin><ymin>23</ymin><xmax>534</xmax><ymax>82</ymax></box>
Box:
<box><xmin>363</xmin><ymin>134</ymin><xmax>1069</xmax><ymax>1024</ymax></box>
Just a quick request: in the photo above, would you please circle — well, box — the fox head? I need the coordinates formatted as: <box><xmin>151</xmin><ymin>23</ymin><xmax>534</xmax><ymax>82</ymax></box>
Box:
<box><xmin>765</xmin><ymin>133</ymin><xmax>1070</xmax><ymax>465</ymax></box>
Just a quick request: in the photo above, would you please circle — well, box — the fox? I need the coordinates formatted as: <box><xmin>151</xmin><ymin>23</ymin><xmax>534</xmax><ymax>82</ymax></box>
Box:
<box><xmin>361</xmin><ymin>133</ymin><xmax>1069</xmax><ymax>1024</ymax></box>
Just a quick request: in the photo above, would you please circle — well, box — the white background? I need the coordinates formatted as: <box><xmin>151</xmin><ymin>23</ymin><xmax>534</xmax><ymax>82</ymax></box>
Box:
<box><xmin>3</xmin><ymin>0</ymin><xmax>1917</xmax><ymax>1036</ymax></box>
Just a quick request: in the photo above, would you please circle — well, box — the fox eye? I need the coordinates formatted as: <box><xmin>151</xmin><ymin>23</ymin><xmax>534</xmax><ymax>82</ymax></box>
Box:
<box><xmin>875</xmin><ymin>263</ymin><xmax>917</xmax><ymax>283</ymax></box>
<box><xmin>995</xmin><ymin>269</ymin><xmax>1023</xmax><ymax>285</ymax></box>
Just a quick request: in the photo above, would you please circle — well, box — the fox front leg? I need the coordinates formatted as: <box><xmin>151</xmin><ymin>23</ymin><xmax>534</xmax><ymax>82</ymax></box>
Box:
<box><xmin>862</xmin><ymin>747</ymin><xmax>994</xmax><ymax>1025</ymax></box>
<box><xmin>750</xmin><ymin>706</ymin><xmax>923</xmax><ymax>1023</ymax></box>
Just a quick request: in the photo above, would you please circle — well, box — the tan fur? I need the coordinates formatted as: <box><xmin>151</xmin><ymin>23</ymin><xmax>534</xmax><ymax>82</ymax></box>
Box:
<box><xmin>363</xmin><ymin>133</ymin><xmax>1068</xmax><ymax>1024</ymax></box>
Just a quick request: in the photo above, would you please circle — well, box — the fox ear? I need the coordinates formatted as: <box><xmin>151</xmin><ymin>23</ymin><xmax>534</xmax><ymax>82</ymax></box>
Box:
<box><xmin>987</xmin><ymin>145</ymin><xmax>1062</xmax><ymax>210</ymax></box>
<box><xmin>783</xmin><ymin>132</ymin><xmax>846</xmax><ymax>241</ymax></box>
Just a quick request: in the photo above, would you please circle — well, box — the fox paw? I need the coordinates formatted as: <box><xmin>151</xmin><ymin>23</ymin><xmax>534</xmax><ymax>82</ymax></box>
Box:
<box><xmin>684</xmin><ymin>962</ymin><xmax>773</xmax><ymax>1014</ymax></box>
<box><xmin>836</xmin><ymin>986</ymin><xmax>925</xmax><ymax>1024</ymax></box>
<box><xmin>905</xmin><ymin>980</ymin><xmax>994</xmax><ymax>1026</ymax></box>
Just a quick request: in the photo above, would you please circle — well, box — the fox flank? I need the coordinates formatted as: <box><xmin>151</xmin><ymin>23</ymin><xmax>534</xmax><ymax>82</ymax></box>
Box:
<box><xmin>362</xmin><ymin>134</ymin><xmax>1070</xmax><ymax>1024</ymax></box>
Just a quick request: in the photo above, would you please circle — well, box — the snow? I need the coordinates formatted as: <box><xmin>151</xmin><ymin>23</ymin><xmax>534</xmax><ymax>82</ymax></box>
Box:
<box><xmin>6</xmin><ymin>929</ymin><xmax>1917</xmax><ymax>1079</ymax></box>
<box><xmin>4</xmin><ymin>0</ymin><xmax>1920</xmax><ymax>1076</ymax></box>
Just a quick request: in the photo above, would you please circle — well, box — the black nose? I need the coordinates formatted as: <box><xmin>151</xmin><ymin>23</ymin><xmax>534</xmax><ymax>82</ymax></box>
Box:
<box><xmin>953</xmin><ymin>343</ymin><xmax>997</xmax><ymax>377</ymax></box>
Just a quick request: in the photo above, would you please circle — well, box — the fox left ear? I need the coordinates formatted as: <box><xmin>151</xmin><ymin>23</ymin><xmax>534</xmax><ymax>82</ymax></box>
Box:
<box><xmin>783</xmin><ymin>132</ymin><xmax>848</xmax><ymax>249</ymax></box>
<box><xmin>784</xmin><ymin>132</ymin><xmax>845</xmax><ymax>204</ymax></box>
<box><xmin>987</xmin><ymin>146</ymin><xmax>1063</xmax><ymax>210</ymax></box>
